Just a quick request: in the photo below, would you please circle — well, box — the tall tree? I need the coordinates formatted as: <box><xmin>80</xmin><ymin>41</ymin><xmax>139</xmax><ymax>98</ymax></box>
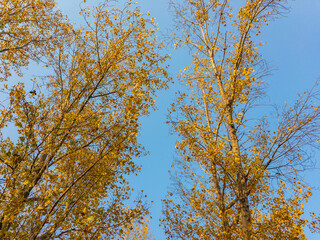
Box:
<box><xmin>162</xmin><ymin>0</ymin><xmax>320</xmax><ymax>239</ymax></box>
<box><xmin>0</xmin><ymin>0</ymin><xmax>169</xmax><ymax>239</ymax></box>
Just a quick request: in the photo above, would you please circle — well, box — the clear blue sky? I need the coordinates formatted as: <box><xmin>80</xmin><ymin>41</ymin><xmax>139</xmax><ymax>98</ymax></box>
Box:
<box><xmin>56</xmin><ymin>0</ymin><xmax>320</xmax><ymax>239</ymax></box>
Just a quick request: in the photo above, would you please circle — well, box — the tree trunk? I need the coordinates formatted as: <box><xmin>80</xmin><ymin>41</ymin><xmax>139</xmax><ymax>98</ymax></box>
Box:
<box><xmin>225</xmin><ymin>104</ymin><xmax>251</xmax><ymax>239</ymax></box>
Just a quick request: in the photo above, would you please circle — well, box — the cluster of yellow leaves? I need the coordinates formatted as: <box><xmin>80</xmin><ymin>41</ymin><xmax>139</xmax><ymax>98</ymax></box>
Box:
<box><xmin>252</xmin><ymin>179</ymin><xmax>310</xmax><ymax>239</ymax></box>
<box><xmin>121</xmin><ymin>216</ymin><xmax>155</xmax><ymax>240</ymax></box>
<box><xmin>0</xmin><ymin>0</ymin><xmax>71</xmax><ymax>81</ymax></box>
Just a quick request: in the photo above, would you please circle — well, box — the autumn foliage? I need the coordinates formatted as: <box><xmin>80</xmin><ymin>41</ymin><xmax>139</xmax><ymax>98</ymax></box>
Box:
<box><xmin>0</xmin><ymin>0</ymin><xmax>168</xmax><ymax>238</ymax></box>
<box><xmin>0</xmin><ymin>0</ymin><xmax>319</xmax><ymax>239</ymax></box>
<box><xmin>161</xmin><ymin>0</ymin><xmax>320</xmax><ymax>239</ymax></box>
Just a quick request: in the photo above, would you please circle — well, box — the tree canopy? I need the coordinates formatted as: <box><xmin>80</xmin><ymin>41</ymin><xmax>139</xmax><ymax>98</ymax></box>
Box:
<box><xmin>0</xmin><ymin>0</ymin><xmax>319</xmax><ymax>239</ymax></box>
<box><xmin>0</xmin><ymin>0</ymin><xmax>168</xmax><ymax>238</ymax></box>
<box><xmin>161</xmin><ymin>0</ymin><xmax>320</xmax><ymax>239</ymax></box>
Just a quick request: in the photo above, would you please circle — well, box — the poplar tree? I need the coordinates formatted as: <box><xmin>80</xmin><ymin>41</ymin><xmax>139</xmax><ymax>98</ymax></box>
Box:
<box><xmin>162</xmin><ymin>1</ymin><xmax>320</xmax><ymax>239</ymax></box>
<box><xmin>0</xmin><ymin>0</ymin><xmax>168</xmax><ymax>238</ymax></box>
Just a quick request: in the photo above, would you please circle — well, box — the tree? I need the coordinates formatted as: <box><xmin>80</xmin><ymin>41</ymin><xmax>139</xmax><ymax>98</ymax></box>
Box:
<box><xmin>161</xmin><ymin>0</ymin><xmax>320</xmax><ymax>239</ymax></box>
<box><xmin>0</xmin><ymin>0</ymin><xmax>169</xmax><ymax>239</ymax></box>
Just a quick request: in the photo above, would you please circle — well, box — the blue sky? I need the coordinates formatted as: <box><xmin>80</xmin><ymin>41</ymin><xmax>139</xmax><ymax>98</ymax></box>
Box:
<box><xmin>55</xmin><ymin>0</ymin><xmax>320</xmax><ymax>238</ymax></box>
